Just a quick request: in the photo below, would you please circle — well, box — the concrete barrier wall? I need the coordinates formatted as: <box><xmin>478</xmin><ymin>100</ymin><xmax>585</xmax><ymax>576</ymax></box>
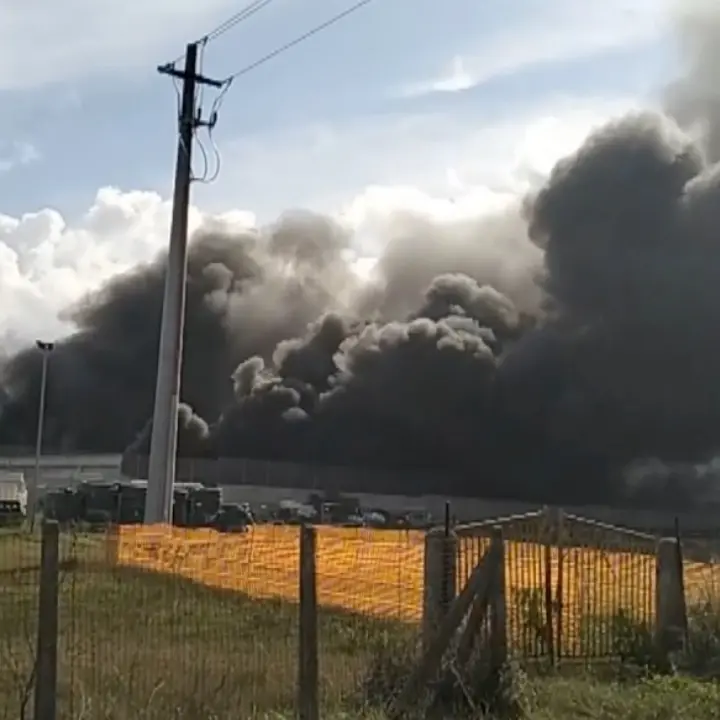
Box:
<box><xmin>123</xmin><ymin>453</ymin><xmax>720</xmax><ymax>532</ymax></box>
<box><xmin>3</xmin><ymin>450</ymin><xmax>719</xmax><ymax>533</ymax></box>
<box><xmin>0</xmin><ymin>454</ymin><xmax>122</xmax><ymax>469</ymax></box>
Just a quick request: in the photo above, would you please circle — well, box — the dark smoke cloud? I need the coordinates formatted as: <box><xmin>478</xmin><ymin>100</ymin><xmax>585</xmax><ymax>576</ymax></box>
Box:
<box><xmin>500</xmin><ymin>113</ymin><xmax>720</xmax><ymax>496</ymax></box>
<box><xmin>130</xmin><ymin>272</ymin><xmax>524</xmax><ymax>488</ymax></box>
<box><xmin>0</xmin><ymin>206</ymin><xmax>537</xmax><ymax>463</ymax></box>
<box><xmin>0</xmin><ymin>210</ymin><xmax>361</xmax><ymax>452</ymax></box>
<box><xmin>4</xmin><ymin>3</ymin><xmax>720</xmax><ymax>508</ymax></box>
<box><xmin>130</xmin><ymin>403</ymin><xmax>210</xmax><ymax>459</ymax></box>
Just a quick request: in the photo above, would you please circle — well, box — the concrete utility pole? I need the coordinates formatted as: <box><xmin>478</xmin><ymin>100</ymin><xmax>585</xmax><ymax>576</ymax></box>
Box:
<box><xmin>144</xmin><ymin>43</ymin><xmax>222</xmax><ymax>524</ymax></box>
<box><xmin>30</xmin><ymin>340</ymin><xmax>54</xmax><ymax>532</ymax></box>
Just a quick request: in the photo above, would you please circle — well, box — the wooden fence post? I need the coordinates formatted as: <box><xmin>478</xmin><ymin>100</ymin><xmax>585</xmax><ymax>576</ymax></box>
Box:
<box><xmin>655</xmin><ymin>537</ymin><xmax>687</xmax><ymax>658</ymax></box>
<box><xmin>422</xmin><ymin>532</ymin><xmax>457</xmax><ymax>649</ymax></box>
<box><xmin>298</xmin><ymin>525</ymin><xmax>319</xmax><ymax>720</ymax></box>
<box><xmin>390</xmin><ymin>539</ymin><xmax>500</xmax><ymax>719</ymax></box>
<box><xmin>34</xmin><ymin>520</ymin><xmax>60</xmax><ymax>720</ymax></box>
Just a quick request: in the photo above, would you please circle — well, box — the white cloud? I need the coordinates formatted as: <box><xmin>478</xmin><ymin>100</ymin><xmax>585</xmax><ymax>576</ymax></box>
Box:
<box><xmin>0</xmin><ymin>141</ymin><xmax>39</xmax><ymax>174</ymax></box>
<box><xmin>402</xmin><ymin>57</ymin><xmax>477</xmax><ymax>98</ymax></box>
<box><xmin>399</xmin><ymin>0</ymin><xmax>669</xmax><ymax>98</ymax></box>
<box><xmin>0</xmin><ymin>187</ymin><xmax>255</xmax><ymax>346</ymax></box>
<box><xmin>0</xmin><ymin>0</ymin><xmax>246</xmax><ymax>90</ymax></box>
<box><xmin>0</xmin><ymin>94</ymin><xmax>643</xmax><ymax>350</ymax></box>
<box><xmin>206</xmin><ymin>94</ymin><xmax>641</xmax><ymax>219</ymax></box>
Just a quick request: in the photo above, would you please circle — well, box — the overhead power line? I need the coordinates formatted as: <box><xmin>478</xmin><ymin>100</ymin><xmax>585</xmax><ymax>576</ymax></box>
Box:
<box><xmin>220</xmin><ymin>0</ymin><xmax>378</xmax><ymax>83</ymax></box>
<box><xmin>161</xmin><ymin>0</ymin><xmax>381</xmax><ymax>188</ymax></box>
<box><xmin>203</xmin><ymin>0</ymin><xmax>276</xmax><ymax>44</ymax></box>
<box><xmin>167</xmin><ymin>0</ymin><xmax>277</xmax><ymax>67</ymax></box>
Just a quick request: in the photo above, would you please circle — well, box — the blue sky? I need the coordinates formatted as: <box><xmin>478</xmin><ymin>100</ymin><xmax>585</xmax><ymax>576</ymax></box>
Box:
<box><xmin>0</xmin><ymin>0</ymin><xmax>683</xmax><ymax>343</ymax></box>
<box><xmin>0</xmin><ymin>0</ymin><xmax>673</xmax><ymax>220</ymax></box>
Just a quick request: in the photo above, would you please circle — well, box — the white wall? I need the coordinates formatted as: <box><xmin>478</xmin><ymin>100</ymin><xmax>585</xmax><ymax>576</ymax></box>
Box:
<box><xmin>0</xmin><ymin>454</ymin><xmax>123</xmax><ymax>488</ymax></box>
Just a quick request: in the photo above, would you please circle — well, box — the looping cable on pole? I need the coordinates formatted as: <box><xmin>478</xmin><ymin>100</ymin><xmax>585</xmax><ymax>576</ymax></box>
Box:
<box><xmin>160</xmin><ymin>0</ymin><xmax>380</xmax><ymax>186</ymax></box>
<box><xmin>193</xmin><ymin>77</ymin><xmax>233</xmax><ymax>185</ymax></box>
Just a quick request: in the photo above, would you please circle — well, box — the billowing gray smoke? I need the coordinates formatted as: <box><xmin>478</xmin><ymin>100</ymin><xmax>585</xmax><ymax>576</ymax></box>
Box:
<box><xmin>665</xmin><ymin>0</ymin><xmax>720</xmax><ymax>163</ymax></box>
<box><xmin>0</xmin><ymin>208</ymin><xmax>538</xmax><ymax>461</ymax></box>
<box><xmin>3</xmin><ymin>4</ymin><xmax>720</xmax><ymax>508</ymax></box>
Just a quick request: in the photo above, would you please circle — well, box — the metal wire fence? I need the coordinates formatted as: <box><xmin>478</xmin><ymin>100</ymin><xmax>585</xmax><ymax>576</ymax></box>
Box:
<box><xmin>3</xmin><ymin>510</ymin><xmax>720</xmax><ymax>718</ymax></box>
<box><xmin>1</xmin><ymin>530</ymin><xmax>41</xmax><ymax>719</ymax></box>
<box><xmin>1</xmin><ymin>528</ymin><xmax>301</xmax><ymax>719</ymax></box>
<box><xmin>114</xmin><ymin>524</ymin><xmax>425</xmax><ymax>716</ymax></box>
<box><xmin>455</xmin><ymin>511</ymin><xmax>657</xmax><ymax>661</ymax></box>
<box><xmin>678</xmin><ymin>534</ymin><xmax>720</xmax><ymax>603</ymax></box>
<box><xmin>0</xmin><ymin>525</ymin><xmax>425</xmax><ymax>719</ymax></box>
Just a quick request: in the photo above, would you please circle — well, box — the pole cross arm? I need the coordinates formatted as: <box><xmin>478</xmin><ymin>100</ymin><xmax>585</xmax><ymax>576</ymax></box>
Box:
<box><xmin>157</xmin><ymin>62</ymin><xmax>224</xmax><ymax>88</ymax></box>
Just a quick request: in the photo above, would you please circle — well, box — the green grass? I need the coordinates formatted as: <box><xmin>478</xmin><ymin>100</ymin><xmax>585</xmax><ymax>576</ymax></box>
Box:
<box><xmin>3</xmin><ymin>530</ymin><xmax>720</xmax><ymax>720</ymax></box>
<box><xmin>527</xmin><ymin>675</ymin><xmax>720</xmax><ymax>720</ymax></box>
<box><xmin>266</xmin><ymin>676</ymin><xmax>720</xmax><ymax>719</ymax></box>
<box><xmin>0</xmin><ymin>529</ymin><xmax>415</xmax><ymax>719</ymax></box>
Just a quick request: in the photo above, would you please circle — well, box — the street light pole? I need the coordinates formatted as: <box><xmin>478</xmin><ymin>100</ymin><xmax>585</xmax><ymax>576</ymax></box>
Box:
<box><xmin>30</xmin><ymin>340</ymin><xmax>54</xmax><ymax>531</ymax></box>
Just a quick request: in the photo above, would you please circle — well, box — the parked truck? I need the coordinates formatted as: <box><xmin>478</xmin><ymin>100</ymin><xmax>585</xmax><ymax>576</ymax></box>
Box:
<box><xmin>43</xmin><ymin>479</ymin><xmax>227</xmax><ymax>530</ymax></box>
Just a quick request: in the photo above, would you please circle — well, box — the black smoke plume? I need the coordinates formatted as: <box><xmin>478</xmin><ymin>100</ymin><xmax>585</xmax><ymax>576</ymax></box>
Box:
<box><xmin>3</xmin><ymin>4</ymin><xmax>720</xmax><ymax>508</ymax></box>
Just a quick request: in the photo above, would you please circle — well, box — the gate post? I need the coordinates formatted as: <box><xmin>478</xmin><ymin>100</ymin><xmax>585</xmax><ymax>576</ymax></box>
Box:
<box><xmin>422</xmin><ymin>531</ymin><xmax>457</xmax><ymax>649</ymax></box>
<box><xmin>655</xmin><ymin>537</ymin><xmax>687</xmax><ymax>658</ymax></box>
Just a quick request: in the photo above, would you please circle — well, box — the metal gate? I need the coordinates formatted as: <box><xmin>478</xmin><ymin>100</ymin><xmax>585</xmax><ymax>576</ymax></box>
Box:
<box><xmin>455</xmin><ymin>508</ymin><xmax>657</xmax><ymax>661</ymax></box>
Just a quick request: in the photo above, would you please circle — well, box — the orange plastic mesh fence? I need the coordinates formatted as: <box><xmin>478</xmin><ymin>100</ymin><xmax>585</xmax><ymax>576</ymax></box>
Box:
<box><xmin>684</xmin><ymin>561</ymin><xmax>720</xmax><ymax>603</ymax></box>
<box><xmin>113</xmin><ymin>522</ymin><xmax>663</xmax><ymax>655</ymax></box>
<box><xmin>6</xmin><ymin>524</ymin><xmax>720</xmax><ymax>717</ymax></box>
<box><xmin>114</xmin><ymin>524</ymin><xmax>425</xmax><ymax>622</ymax></box>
